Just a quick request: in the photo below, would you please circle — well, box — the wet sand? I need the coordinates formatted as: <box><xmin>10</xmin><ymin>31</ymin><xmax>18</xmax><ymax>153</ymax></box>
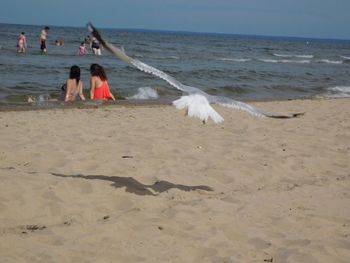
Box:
<box><xmin>0</xmin><ymin>98</ymin><xmax>349</xmax><ymax>263</ymax></box>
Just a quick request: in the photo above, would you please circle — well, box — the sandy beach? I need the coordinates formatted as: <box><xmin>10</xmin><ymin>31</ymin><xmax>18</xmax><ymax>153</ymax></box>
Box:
<box><xmin>0</xmin><ymin>98</ymin><xmax>349</xmax><ymax>263</ymax></box>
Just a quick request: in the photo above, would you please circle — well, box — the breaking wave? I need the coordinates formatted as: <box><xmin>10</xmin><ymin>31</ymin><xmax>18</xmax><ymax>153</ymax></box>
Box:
<box><xmin>218</xmin><ymin>58</ymin><xmax>252</xmax><ymax>62</ymax></box>
<box><xmin>317</xmin><ymin>59</ymin><xmax>343</xmax><ymax>64</ymax></box>
<box><xmin>258</xmin><ymin>59</ymin><xmax>310</xmax><ymax>64</ymax></box>
<box><xmin>274</xmin><ymin>53</ymin><xmax>314</xmax><ymax>59</ymax></box>
<box><xmin>127</xmin><ymin>87</ymin><xmax>159</xmax><ymax>100</ymax></box>
<box><xmin>323</xmin><ymin>86</ymin><xmax>350</xmax><ymax>97</ymax></box>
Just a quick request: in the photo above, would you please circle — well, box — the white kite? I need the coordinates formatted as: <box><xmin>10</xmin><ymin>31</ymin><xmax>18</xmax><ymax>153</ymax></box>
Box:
<box><xmin>88</xmin><ymin>23</ymin><xmax>303</xmax><ymax>123</ymax></box>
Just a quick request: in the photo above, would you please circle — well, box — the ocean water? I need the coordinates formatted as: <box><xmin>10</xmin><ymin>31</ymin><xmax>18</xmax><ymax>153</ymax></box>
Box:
<box><xmin>0</xmin><ymin>23</ymin><xmax>350</xmax><ymax>106</ymax></box>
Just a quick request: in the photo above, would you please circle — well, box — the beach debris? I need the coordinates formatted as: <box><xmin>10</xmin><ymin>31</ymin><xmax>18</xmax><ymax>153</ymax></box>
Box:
<box><xmin>1</xmin><ymin>166</ymin><xmax>15</xmax><ymax>170</ymax></box>
<box><xmin>122</xmin><ymin>155</ymin><xmax>134</xmax><ymax>159</ymax></box>
<box><xmin>1</xmin><ymin>224</ymin><xmax>46</xmax><ymax>235</ymax></box>
<box><xmin>158</xmin><ymin>226</ymin><xmax>164</xmax><ymax>230</ymax></box>
<box><xmin>63</xmin><ymin>221</ymin><xmax>72</xmax><ymax>226</ymax></box>
<box><xmin>103</xmin><ymin>215</ymin><xmax>110</xmax><ymax>220</ymax></box>
<box><xmin>25</xmin><ymin>225</ymin><xmax>46</xmax><ymax>232</ymax></box>
<box><xmin>88</xmin><ymin>23</ymin><xmax>304</xmax><ymax>124</ymax></box>
<box><xmin>264</xmin><ymin>258</ymin><xmax>273</xmax><ymax>262</ymax></box>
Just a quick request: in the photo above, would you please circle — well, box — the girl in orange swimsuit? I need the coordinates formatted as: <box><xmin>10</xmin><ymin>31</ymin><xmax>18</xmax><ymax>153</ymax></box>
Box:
<box><xmin>89</xmin><ymin>64</ymin><xmax>116</xmax><ymax>101</ymax></box>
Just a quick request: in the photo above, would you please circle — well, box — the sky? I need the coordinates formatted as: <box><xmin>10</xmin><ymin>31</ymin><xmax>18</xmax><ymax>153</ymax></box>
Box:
<box><xmin>1</xmin><ymin>0</ymin><xmax>350</xmax><ymax>39</ymax></box>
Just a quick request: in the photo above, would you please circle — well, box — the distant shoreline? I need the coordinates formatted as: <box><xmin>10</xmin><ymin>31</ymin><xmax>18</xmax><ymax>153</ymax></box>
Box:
<box><xmin>1</xmin><ymin>22</ymin><xmax>349</xmax><ymax>43</ymax></box>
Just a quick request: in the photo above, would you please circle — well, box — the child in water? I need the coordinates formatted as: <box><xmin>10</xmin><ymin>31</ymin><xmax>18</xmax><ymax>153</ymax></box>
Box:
<box><xmin>55</xmin><ymin>40</ymin><xmax>64</xmax><ymax>46</ymax></box>
<box><xmin>78</xmin><ymin>42</ymin><xmax>88</xmax><ymax>55</ymax></box>
<box><xmin>17</xmin><ymin>32</ymin><xmax>27</xmax><ymax>53</ymax></box>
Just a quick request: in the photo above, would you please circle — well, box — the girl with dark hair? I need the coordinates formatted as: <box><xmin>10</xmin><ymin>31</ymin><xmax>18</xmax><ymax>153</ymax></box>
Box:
<box><xmin>89</xmin><ymin>64</ymin><xmax>116</xmax><ymax>101</ymax></box>
<box><xmin>64</xmin><ymin>65</ymin><xmax>85</xmax><ymax>102</ymax></box>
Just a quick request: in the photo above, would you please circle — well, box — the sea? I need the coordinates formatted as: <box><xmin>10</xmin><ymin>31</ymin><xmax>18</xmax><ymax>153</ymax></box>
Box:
<box><xmin>0</xmin><ymin>23</ymin><xmax>350</xmax><ymax>108</ymax></box>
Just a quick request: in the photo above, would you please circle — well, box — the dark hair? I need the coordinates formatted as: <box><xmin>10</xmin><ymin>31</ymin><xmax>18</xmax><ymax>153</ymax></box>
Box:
<box><xmin>69</xmin><ymin>65</ymin><xmax>80</xmax><ymax>84</ymax></box>
<box><xmin>45</xmin><ymin>26</ymin><xmax>50</xmax><ymax>30</ymax></box>
<box><xmin>90</xmin><ymin>64</ymin><xmax>108</xmax><ymax>81</ymax></box>
<box><xmin>21</xmin><ymin>32</ymin><xmax>25</xmax><ymax>35</ymax></box>
<box><xmin>81</xmin><ymin>42</ymin><xmax>85</xmax><ymax>45</ymax></box>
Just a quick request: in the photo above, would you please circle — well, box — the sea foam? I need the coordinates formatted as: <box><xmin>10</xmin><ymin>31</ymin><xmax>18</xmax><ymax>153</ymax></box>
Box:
<box><xmin>259</xmin><ymin>59</ymin><xmax>310</xmax><ymax>64</ymax></box>
<box><xmin>324</xmin><ymin>86</ymin><xmax>350</xmax><ymax>97</ymax></box>
<box><xmin>218</xmin><ymin>58</ymin><xmax>251</xmax><ymax>62</ymax></box>
<box><xmin>318</xmin><ymin>59</ymin><xmax>343</xmax><ymax>64</ymax></box>
<box><xmin>127</xmin><ymin>87</ymin><xmax>159</xmax><ymax>100</ymax></box>
<box><xmin>274</xmin><ymin>53</ymin><xmax>314</xmax><ymax>59</ymax></box>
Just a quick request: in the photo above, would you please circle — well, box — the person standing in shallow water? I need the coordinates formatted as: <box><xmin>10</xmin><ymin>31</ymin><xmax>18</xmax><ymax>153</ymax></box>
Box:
<box><xmin>17</xmin><ymin>32</ymin><xmax>27</xmax><ymax>53</ymax></box>
<box><xmin>78</xmin><ymin>42</ymin><xmax>88</xmax><ymax>55</ymax></box>
<box><xmin>90</xmin><ymin>64</ymin><xmax>116</xmax><ymax>101</ymax></box>
<box><xmin>91</xmin><ymin>37</ymin><xmax>102</xmax><ymax>55</ymax></box>
<box><xmin>64</xmin><ymin>65</ymin><xmax>85</xmax><ymax>102</ymax></box>
<box><xmin>39</xmin><ymin>26</ymin><xmax>49</xmax><ymax>53</ymax></box>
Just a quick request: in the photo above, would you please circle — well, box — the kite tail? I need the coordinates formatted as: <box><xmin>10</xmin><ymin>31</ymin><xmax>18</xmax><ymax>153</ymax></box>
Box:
<box><xmin>129</xmin><ymin>59</ymin><xmax>186</xmax><ymax>92</ymax></box>
<box><xmin>211</xmin><ymin>96</ymin><xmax>304</xmax><ymax>118</ymax></box>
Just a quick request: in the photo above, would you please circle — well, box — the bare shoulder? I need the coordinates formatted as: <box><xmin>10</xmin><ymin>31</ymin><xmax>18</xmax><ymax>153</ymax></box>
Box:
<box><xmin>91</xmin><ymin>76</ymin><xmax>102</xmax><ymax>86</ymax></box>
<box><xmin>90</xmin><ymin>76</ymin><xmax>97</xmax><ymax>84</ymax></box>
<box><xmin>66</xmin><ymin>79</ymin><xmax>73</xmax><ymax>87</ymax></box>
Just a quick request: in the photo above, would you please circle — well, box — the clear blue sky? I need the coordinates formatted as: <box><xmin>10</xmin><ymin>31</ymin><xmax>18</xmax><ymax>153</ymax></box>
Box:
<box><xmin>1</xmin><ymin>0</ymin><xmax>349</xmax><ymax>39</ymax></box>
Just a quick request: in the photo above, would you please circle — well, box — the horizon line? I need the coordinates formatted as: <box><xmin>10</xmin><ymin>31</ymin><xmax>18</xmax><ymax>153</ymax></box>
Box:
<box><xmin>1</xmin><ymin>21</ymin><xmax>349</xmax><ymax>42</ymax></box>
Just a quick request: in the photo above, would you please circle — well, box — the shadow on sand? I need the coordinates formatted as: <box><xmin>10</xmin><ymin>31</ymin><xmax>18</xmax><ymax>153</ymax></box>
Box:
<box><xmin>52</xmin><ymin>173</ymin><xmax>213</xmax><ymax>196</ymax></box>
